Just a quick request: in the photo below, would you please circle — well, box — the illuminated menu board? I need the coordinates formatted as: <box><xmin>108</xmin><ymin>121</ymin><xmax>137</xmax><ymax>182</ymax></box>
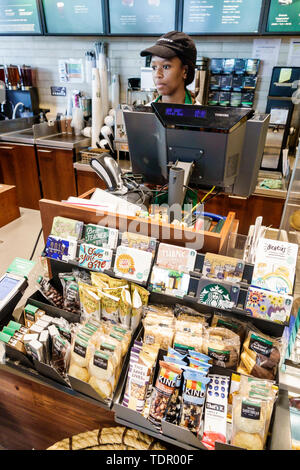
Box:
<box><xmin>267</xmin><ymin>0</ymin><xmax>300</xmax><ymax>33</ymax></box>
<box><xmin>183</xmin><ymin>0</ymin><xmax>263</xmax><ymax>34</ymax></box>
<box><xmin>109</xmin><ymin>0</ymin><xmax>176</xmax><ymax>34</ymax></box>
<box><xmin>0</xmin><ymin>0</ymin><xmax>42</xmax><ymax>34</ymax></box>
<box><xmin>42</xmin><ymin>0</ymin><xmax>104</xmax><ymax>34</ymax></box>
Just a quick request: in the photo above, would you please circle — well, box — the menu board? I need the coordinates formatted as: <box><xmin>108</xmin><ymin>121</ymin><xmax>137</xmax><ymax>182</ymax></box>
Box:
<box><xmin>0</xmin><ymin>0</ymin><xmax>42</xmax><ymax>34</ymax></box>
<box><xmin>267</xmin><ymin>0</ymin><xmax>300</xmax><ymax>33</ymax></box>
<box><xmin>42</xmin><ymin>0</ymin><xmax>104</xmax><ymax>34</ymax></box>
<box><xmin>109</xmin><ymin>0</ymin><xmax>176</xmax><ymax>34</ymax></box>
<box><xmin>183</xmin><ymin>0</ymin><xmax>263</xmax><ymax>34</ymax></box>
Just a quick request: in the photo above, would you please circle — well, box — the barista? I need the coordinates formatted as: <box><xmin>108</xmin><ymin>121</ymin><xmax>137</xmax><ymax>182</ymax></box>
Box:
<box><xmin>140</xmin><ymin>31</ymin><xmax>198</xmax><ymax>105</ymax></box>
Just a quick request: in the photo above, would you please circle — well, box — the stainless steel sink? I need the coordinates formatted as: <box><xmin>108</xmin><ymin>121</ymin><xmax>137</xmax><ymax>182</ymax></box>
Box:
<box><xmin>15</xmin><ymin>128</ymin><xmax>34</xmax><ymax>136</ymax></box>
<box><xmin>0</xmin><ymin>127</ymin><xmax>35</xmax><ymax>143</ymax></box>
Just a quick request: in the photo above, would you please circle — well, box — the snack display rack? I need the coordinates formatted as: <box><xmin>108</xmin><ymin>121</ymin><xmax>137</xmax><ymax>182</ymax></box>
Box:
<box><xmin>0</xmin><ymin>195</ymin><xmax>296</xmax><ymax>451</ymax></box>
<box><xmin>39</xmin><ymin>197</ymin><xmax>237</xmax><ymax>256</ymax></box>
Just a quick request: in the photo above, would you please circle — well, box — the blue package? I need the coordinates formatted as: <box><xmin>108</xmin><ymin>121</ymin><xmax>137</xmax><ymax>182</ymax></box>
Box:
<box><xmin>188</xmin><ymin>357</ymin><xmax>212</xmax><ymax>370</ymax></box>
<box><xmin>188</xmin><ymin>350</ymin><xmax>211</xmax><ymax>363</ymax></box>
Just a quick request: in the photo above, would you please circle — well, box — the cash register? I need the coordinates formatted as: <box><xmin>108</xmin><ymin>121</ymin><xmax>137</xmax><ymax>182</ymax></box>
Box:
<box><xmin>89</xmin><ymin>103</ymin><xmax>270</xmax><ymax>216</ymax></box>
<box><xmin>123</xmin><ymin>103</ymin><xmax>270</xmax><ymax>198</ymax></box>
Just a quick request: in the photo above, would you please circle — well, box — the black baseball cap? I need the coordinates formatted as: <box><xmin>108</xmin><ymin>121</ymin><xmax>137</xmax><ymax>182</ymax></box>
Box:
<box><xmin>140</xmin><ymin>31</ymin><xmax>197</xmax><ymax>65</ymax></box>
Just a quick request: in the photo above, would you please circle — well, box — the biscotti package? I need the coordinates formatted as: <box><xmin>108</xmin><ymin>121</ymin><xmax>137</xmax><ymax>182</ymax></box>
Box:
<box><xmin>196</xmin><ymin>278</ymin><xmax>240</xmax><ymax>309</ymax></box>
<box><xmin>78</xmin><ymin>243</ymin><xmax>113</xmax><ymax>272</ymax></box>
<box><xmin>121</xmin><ymin>232</ymin><xmax>156</xmax><ymax>258</ymax></box>
<box><xmin>114</xmin><ymin>246</ymin><xmax>152</xmax><ymax>283</ymax></box>
<box><xmin>84</xmin><ymin>224</ymin><xmax>119</xmax><ymax>249</ymax></box>
<box><xmin>156</xmin><ymin>243</ymin><xmax>196</xmax><ymax>273</ymax></box>
<box><xmin>149</xmin><ymin>266</ymin><xmax>190</xmax><ymax>299</ymax></box>
<box><xmin>245</xmin><ymin>286</ymin><xmax>293</xmax><ymax>324</ymax></box>
<box><xmin>51</xmin><ymin>216</ymin><xmax>84</xmax><ymax>240</ymax></box>
<box><xmin>203</xmin><ymin>253</ymin><xmax>244</xmax><ymax>283</ymax></box>
<box><xmin>252</xmin><ymin>238</ymin><xmax>298</xmax><ymax>295</ymax></box>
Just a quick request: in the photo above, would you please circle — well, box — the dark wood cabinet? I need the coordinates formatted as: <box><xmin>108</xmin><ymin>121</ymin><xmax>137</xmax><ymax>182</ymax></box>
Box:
<box><xmin>37</xmin><ymin>146</ymin><xmax>77</xmax><ymax>202</ymax></box>
<box><xmin>0</xmin><ymin>143</ymin><xmax>41</xmax><ymax>210</ymax></box>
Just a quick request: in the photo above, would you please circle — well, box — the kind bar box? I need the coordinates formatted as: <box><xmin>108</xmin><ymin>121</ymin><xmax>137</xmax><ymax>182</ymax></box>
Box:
<box><xmin>156</xmin><ymin>243</ymin><xmax>196</xmax><ymax>273</ymax></box>
<box><xmin>114</xmin><ymin>246</ymin><xmax>152</xmax><ymax>283</ymax></box>
<box><xmin>84</xmin><ymin>224</ymin><xmax>118</xmax><ymax>249</ymax></box>
<box><xmin>252</xmin><ymin>238</ymin><xmax>298</xmax><ymax>295</ymax></box>
<box><xmin>78</xmin><ymin>243</ymin><xmax>113</xmax><ymax>272</ymax></box>
<box><xmin>203</xmin><ymin>253</ymin><xmax>244</xmax><ymax>283</ymax></box>
<box><xmin>51</xmin><ymin>216</ymin><xmax>84</xmax><ymax>240</ymax></box>
<box><xmin>44</xmin><ymin>235</ymin><xmax>77</xmax><ymax>262</ymax></box>
<box><xmin>246</xmin><ymin>286</ymin><xmax>293</xmax><ymax>324</ymax></box>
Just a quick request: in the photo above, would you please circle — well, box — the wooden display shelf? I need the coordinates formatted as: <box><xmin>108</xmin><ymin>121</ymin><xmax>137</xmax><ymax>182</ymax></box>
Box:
<box><xmin>39</xmin><ymin>188</ymin><xmax>237</xmax><ymax>255</ymax></box>
<box><xmin>0</xmin><ymin>184</ymin><xmax>20</xmax><ymax>228</ymax></box>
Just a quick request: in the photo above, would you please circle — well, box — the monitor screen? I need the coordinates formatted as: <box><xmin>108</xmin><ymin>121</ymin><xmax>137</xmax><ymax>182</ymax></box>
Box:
<box><xmin>108</xmin><ymin>0</ymin><xmax>176</xmax><ymax>34</ymax></box>
<box><xmin>42</xmin><ymin>0</ymin><xmax>104</xmax><ymax>34</ymax></box>
<box><xmin>183</xmin><ymin>0</ymin><xmax>263</xmax><ymax>34</ymax></box>
<box><xmin>0</xmin><ymin>0</ymin><xmax>42</xmax><ymax>34</ymax></box>
<box><xmin>267</xmin><ymin>0</ymin><xmax>300</xmax><ymax>33</ymax></box>
<box><xmin>0</xmin><ymin>275</ymin><xmax>19</xmax><ymax>301</ymax></box>
<box><xmin>165</xmin><ymin>107</ymin><xmax>207</xmax><ymax>118</ymax></box>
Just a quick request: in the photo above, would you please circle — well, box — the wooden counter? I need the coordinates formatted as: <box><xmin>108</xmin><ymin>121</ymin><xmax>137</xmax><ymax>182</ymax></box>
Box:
<box><xmin>0</xmin><ymin>368</ymin><xmax>116</xmax><ymax>450</ymax></box>
<box><xmin>0</xmin><ymin>184</ymin><xmax>20</xmax><ymax>227</ymax></box>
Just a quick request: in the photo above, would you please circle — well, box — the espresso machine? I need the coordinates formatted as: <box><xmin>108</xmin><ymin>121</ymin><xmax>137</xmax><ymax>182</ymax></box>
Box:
<box><xmin>0</xmin><ymin>64</ymin><xmax>39</xmax><ymax>119</ymax></box>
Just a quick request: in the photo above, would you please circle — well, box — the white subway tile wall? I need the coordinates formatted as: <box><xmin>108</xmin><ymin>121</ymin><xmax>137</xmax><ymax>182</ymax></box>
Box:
<box><xmin>0</xmin><ymin>35</ymin><xmax>291</xmax><ymax>114</ymax></box>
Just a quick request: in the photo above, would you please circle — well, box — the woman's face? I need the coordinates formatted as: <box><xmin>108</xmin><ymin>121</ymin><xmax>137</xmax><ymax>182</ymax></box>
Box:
<box><xmin>151</xmin><ymin>56</ymin><xmax>187</xmax><ymax>96</ymax></box>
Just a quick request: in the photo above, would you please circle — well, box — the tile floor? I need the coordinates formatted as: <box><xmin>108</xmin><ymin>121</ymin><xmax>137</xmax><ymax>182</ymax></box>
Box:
<box><xmin>0</xmin><ymin>208</ymin><xmax>46</xmax><ymax>319</ymax></box>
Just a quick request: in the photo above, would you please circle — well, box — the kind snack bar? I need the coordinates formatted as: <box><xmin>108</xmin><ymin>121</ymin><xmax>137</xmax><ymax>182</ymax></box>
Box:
<box><xmin>148</xmin><ymin>361</ymin><xmax>182</xmax><ymax>428</ymax></box>
<box><xmin>179</xmin><ymin>370</ymin><xmax>210</xmax><ymax>434</ymax></box>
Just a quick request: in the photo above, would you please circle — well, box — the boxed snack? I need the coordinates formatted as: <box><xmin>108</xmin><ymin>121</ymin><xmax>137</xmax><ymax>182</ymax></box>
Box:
<box><xmin>84</xmin><ymin>224</ymin><xmax>118</xmax><ymax>249</ymax></box>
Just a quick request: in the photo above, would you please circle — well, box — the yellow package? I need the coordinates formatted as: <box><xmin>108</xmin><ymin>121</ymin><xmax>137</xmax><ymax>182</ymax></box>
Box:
<box><xmin>78</xmin><ymin>282</ymin><xmax>101</xmax><ymax>321</ymax></box>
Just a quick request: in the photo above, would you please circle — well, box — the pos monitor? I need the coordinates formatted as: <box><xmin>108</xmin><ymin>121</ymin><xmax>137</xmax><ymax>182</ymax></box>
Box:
<box><xmin>123</xmin><ymin>103</ymin><xmax>254</xmax><ymax>190</ymax></box>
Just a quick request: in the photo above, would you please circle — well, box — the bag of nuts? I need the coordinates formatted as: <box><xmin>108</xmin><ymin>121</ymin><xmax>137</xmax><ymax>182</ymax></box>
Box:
<box><xmin>148</xmin><ymin>361</ymin><xmax>182</xmax><ymax>429</ymax></box>
<box><xmin>179</xmin><ymin>369</ymin><xmax>210</xmax><ymax>434</ymax></box>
